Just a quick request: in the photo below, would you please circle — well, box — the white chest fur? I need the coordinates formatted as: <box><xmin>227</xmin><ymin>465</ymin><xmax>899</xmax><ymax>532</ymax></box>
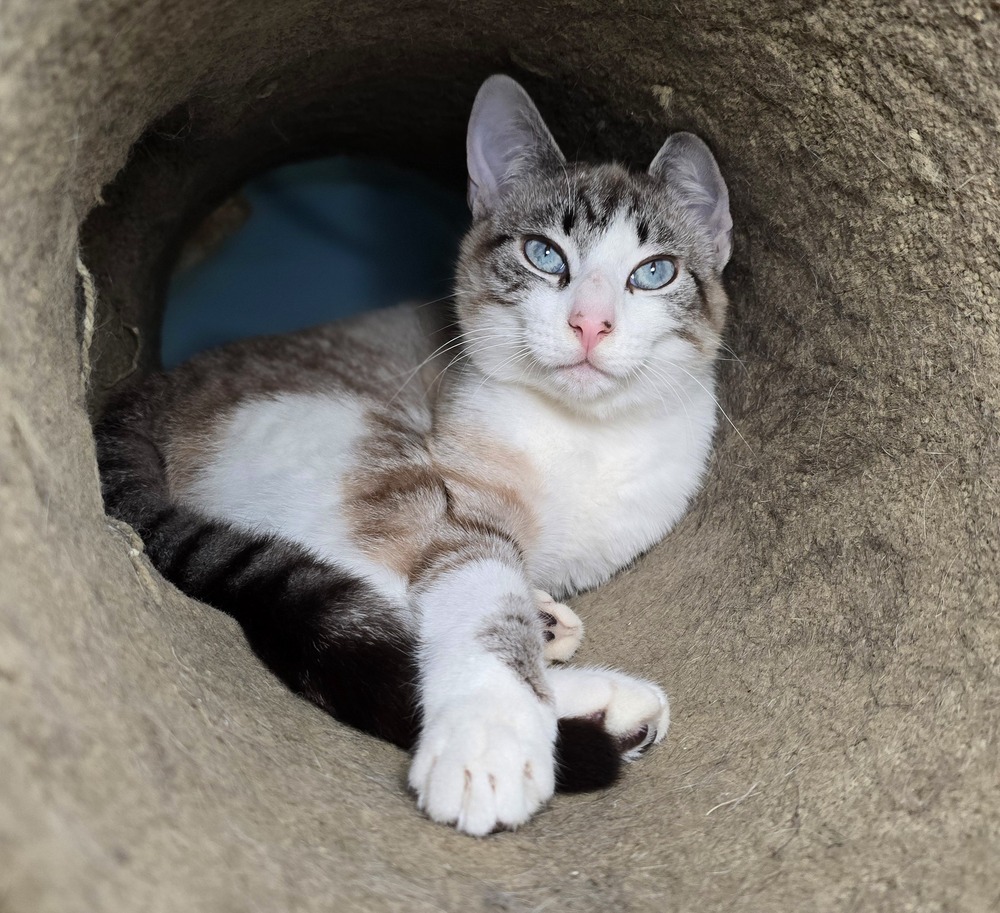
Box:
<box><xmin>463</xmin><ymin>380</ymin><xmax>719</xmax><ymax>597</ymax></box>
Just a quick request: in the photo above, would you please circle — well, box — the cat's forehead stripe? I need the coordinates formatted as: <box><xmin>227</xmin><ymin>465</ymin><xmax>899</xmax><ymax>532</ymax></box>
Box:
<box><xmin>636</xmin><ymin>218</ymin><xmax>650</xmax><ymax>247</ymax></box>
<box><xmin>561</xmin><ymin>171</ymin><xmax>672</xmax><ymax>255</ymax></box>
<box><xmin>574</xmin><ymin>172</ymin><xmax>632</xmax><ymax>230</ymax></box>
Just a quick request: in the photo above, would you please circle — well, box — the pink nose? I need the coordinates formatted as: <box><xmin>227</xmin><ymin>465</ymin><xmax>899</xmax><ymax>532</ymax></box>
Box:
<box><xmin>569</xmin><ymin>314</ymin><xmax>614</xmax><ymax>355</ymax></box>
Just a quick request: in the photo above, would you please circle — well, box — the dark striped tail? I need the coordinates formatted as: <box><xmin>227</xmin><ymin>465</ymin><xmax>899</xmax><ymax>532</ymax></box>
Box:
<box><xmin>554</xmin><ymin>718</ymin><xmax>622</xmax><ymax>791</ymax></box>
<box><xmin>94</xmin><ymin>378</ymin><xmax>620</xmax><ymax>788</ymax></box>
<box><xmin>94</xmin><ymin>378</ymin><xmax>420</xmax><ymax>748</ymax></box>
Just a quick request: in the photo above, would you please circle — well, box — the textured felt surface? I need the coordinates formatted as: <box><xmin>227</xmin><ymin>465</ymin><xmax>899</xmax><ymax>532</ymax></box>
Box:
<box><xmin>1</xmin><ymin>1</ymin><xmax>998</xmax><ymax>911</ymax></box>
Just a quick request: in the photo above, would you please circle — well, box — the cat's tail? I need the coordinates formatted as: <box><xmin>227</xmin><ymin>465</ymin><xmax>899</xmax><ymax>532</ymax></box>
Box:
<box><xmin>94</xmin><ymin>376</ymin><xmax>421</xmax><ymax>747</ymax></box>
<box><xmin>94</xmin><ymin>378</ymin><xmax>621</xmax><ymax>789</ymax></box>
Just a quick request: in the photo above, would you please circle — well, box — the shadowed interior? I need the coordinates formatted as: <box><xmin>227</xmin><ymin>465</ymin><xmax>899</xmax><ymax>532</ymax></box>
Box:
<box><xmin>1</xmin><ymin>2</ymin><xmax>997</xmax><ymax>911</ymax></box>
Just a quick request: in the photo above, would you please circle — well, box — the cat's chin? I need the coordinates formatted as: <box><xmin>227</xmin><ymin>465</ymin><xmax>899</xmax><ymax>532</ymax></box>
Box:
<box><xmin>545</xmin><ymin>361</ymin><xmax>618</xmax><ymax>399</ymax></box>
<box><xmin>555</xmin><ymin>360</ymin><xmax>613</xmax><ymax>384</ymax></box>
<box><xmin>525</xmin><ymin>368</ymin><xmax>652</xmax><ymax>419</ymax></box>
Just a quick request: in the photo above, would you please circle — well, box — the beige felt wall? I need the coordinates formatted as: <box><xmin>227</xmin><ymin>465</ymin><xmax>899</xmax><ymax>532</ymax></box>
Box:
<box><xmin>1</xmin><ymin>1</ymin><xmax>998</xmax><ymax>910</ymax></box>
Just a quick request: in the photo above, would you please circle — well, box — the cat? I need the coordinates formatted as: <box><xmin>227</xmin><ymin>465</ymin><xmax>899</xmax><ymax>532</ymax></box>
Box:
<box><xmin>95</xmin><ymin>74</ymin><xmax>733</xmax><ymax>836</ymax></box>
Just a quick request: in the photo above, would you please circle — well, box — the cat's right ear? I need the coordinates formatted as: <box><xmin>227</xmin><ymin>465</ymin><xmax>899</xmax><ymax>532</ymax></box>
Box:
<box><xmin>467</xmin><ymin>75</ymin><xmax>566</xmax><ymax>219</ymax></box>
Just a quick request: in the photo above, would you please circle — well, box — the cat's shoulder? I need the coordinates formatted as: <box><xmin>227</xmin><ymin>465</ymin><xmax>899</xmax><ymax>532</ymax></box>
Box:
<box><xmin>157</xmin><ymin>300</ymin><xmax>449</xmax><ymax>413</ymax></box>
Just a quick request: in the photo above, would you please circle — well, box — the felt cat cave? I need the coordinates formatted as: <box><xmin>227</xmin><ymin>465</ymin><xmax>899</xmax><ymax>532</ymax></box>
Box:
<box><xmin>1</xmin><ymin>2</ymin><xmax>996</xmax><ymax>910</ymax></box>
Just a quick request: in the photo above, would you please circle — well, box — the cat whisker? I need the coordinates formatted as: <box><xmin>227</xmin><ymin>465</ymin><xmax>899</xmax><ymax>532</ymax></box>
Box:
<box><xmin>476</xmin><ymin>346</ymin><xmax>533</xmax><ymax>394</ymax></box>
<box><xmin>387</xmin><ymin>330</ymin><xmax>512</xmax><ymax>403</ymax></box>
<box><xmin>386</xmin><ymin>330</ymin><xmax>474</xmax><ymax>381</ymax></box>
<box><xmin>411</xmin><ymin>292</ymin><xmax>458</xmax><ymax>311</ymax></box>
<box><xmin>638</xmin><ymin>362</ymin><xmax>695</xmax><ymax>445</ymax></box>
<box><xmin>716</xmin><ymin>340</ymin><xmax>749</xmax><ymax>375</ymax></box>
<box><xmin>422</xmin><ymin>338</ymin><xmax>531</xmax><ymax>401</ymax></box>
<box><xmin>658</xmin><ymin>359</ymin><xmax>755</xmax><ymax>455</ymax></box>
<box><xmin>419</xmin><ymin>350</ymin><xmax>474</xmax><ymax>402</ymax></box>
<box><xmin>386</xmin><ymin>338</ymin><xmax>471</xmax><ymax>403</ymax></box>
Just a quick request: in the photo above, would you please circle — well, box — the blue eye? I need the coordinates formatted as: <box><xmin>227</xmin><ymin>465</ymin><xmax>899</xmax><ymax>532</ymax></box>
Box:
<box><xmin>524</xmin><ymin>237</ymin><xmax>568</xmax><ymax>276</ymax></box>
<box><xmin>629</xmin><ymin>257</ymin><xmax>677</xmax><ymax>290</ymax></box>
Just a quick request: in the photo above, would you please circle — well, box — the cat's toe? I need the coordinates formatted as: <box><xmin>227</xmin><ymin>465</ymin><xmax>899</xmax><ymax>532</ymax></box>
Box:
<box><xmin>535</xmin><ymin>589</ymin><xmax>584</xmax><ymax>662</ymax></box>
<box><xmin>617</xmin><ymin>723</ymin><xmax>651</xmax><ymax>754</ymax></box>
<box><xmin>603</xmin><ymin>678</ymin><xmax>669</xmax><ymax>758</ymax></box>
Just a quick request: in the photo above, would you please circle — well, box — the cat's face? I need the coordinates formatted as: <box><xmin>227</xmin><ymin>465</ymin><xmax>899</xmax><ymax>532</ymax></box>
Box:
<box><xmin>455</xmin><ymin>76</ymin><xmax>732</xmax><ymax>418</ymax></box>
<box><xmin>457</xmin><ymin>164</ymin><xmax>729</xmax><ymax>416</ymax></box>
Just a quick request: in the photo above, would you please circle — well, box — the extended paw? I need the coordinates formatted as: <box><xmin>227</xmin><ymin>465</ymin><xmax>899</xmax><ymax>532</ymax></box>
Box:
<box><xmin>549</xmin><ymin>667</ymin><xmax>669</xmax><ymax>759</ymax></box>
<box><xmin>409</xmin><ymin>691</ymin><xmax>558</xmax><ymax>836</ymax></box>
<box><xmin>534</xmin><ymin>589</ymin><xmax>584</xmax><ymax>662</ymax></box>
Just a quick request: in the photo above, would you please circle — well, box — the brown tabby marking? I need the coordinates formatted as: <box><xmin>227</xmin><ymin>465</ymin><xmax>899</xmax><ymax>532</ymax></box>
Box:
<box><xmin>345</xmin><ymin>413</ymin><xmax>541</xmax><ymax>586</ymax></box>
<box><xmin>407</xmin><ymin>531</ymin><xmax>522</xmax><ymax>592</ymax></box>
<box><xmin>345</xmin><ymin>421</ymin><xmax>445</xmax><ymax>580</ymax></box>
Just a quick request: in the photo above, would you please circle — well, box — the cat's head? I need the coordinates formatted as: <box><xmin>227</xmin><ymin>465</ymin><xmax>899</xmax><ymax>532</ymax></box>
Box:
<box><xmin>455</xmin><ymin>74</ymin><xmax>732</xmax><ymax>418</ymax></box>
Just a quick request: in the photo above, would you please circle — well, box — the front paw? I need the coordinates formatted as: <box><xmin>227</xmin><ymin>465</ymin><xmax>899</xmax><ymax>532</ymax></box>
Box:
<box><xmin>408</xmin><ymin>692</ymin><xmax>558</xmax><ymax>836</ymax></box>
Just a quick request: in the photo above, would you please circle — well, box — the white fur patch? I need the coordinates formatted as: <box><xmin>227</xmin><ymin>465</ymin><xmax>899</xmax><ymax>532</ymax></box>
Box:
<box><xmin>184</xmin><ymin>392</ymin><xmax>409</xmax><ymax>601</ymax></box>
<box><xmin>449</xmin><ymin>370</ymin><xmax>717</xmax><ymax>597</ymax></box>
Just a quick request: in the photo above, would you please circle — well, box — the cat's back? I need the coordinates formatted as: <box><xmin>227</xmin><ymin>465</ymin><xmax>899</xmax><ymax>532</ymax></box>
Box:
<box><xmin>145</xmin><ymin>301</ymin><xmax>448</xmax><ymax>502</ymax></box>
<box><xmin>165</xmin><ymin>300</ymin><xmax>449</xmax><ymax>416</ymax></box>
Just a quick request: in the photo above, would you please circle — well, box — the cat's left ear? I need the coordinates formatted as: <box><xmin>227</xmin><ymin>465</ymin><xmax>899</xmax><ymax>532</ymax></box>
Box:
<box><xmin>649</xmin><ymin>133</ymin><xmax>733</xmax><ymax>270</ymax></box>
<box><xmin>467</xmin><ymin>75</ymin><xmax>566</xmax><ymax>219</ymax></box>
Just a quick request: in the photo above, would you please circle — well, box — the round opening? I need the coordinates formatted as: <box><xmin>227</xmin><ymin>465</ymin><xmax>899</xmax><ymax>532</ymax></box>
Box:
<box><xmin>161</xmin><ymin>157</ymin><xmax>467</xmax><ymax>367</ymax></box>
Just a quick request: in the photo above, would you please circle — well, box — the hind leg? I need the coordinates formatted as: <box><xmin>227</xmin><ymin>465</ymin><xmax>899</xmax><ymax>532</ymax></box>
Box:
<box><xmin>534</xmin><ymin>590</ymin><xmax>584</xmax><ymax>662</ymax></box>
<box><xmin>548</xmin><ymin>666</ymin><xmax>670</xmax><ymax>758</ymax></box>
